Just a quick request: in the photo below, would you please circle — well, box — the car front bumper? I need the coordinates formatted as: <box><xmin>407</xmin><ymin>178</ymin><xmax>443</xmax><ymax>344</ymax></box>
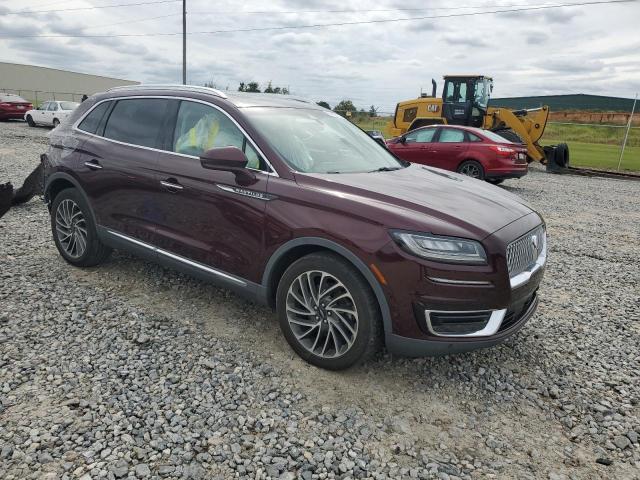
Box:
<box><xmin>386</xmin><ymin>291</ymin><xmax>539</xmax><ymax>356</ymax></box>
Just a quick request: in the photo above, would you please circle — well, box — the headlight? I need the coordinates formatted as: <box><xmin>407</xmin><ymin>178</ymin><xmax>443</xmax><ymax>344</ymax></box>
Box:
<box><xmin>391</xmin><ymin>231</ymin><xmax>487</xmax><ymax>264</ymax></box>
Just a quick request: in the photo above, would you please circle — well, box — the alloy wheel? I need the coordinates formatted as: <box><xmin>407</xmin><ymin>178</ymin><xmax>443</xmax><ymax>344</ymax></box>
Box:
<box><xmin>285</xmin><ymin>270</ymin><xmax>359</xmax><ymax>359</ymax></box>
<box><xmin>55</xmin><ymin>199</ymin><xmax>87</xmax><ymax>258</ymax></box>
<box><xmin>460</xmin><ymin>163</ymin><xmax>481</xmax><ymax>178</ymax></box>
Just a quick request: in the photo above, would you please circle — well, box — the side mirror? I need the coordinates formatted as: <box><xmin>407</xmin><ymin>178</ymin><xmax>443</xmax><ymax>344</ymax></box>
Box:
<box><xmin>200</xmin><ymin>146</ymin><xmax>256</xmax><ymax>185</ymax></box>
<box><xmin>200</xmin><ymin>146</ymin><xmax>248</xmax><ymax>171</ymax></box>
<box><xmin>400</xmin><ymin>136</ymin><xmax>407</xmax><ymax>144</ymax></box>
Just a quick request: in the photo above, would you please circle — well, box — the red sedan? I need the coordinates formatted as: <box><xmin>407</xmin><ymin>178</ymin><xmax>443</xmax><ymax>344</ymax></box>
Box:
<box><xmin>0</xmin><ymin>94</ymin><xmax>34</xmax><ymax>121</ymax></box>
<box><xmin>386</xmin><ymin>125</ymin><xmax>528</xmax><ymax>183</ymax></box>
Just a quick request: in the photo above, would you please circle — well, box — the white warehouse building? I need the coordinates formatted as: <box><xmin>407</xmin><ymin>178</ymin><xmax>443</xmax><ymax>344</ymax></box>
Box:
<box><xmin>0</xmin><ymin>62</ymin><xmax>139</xmax><ymax>106</ymax></box>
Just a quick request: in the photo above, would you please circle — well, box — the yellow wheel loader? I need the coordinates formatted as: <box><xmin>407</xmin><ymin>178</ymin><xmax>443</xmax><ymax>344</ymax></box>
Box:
<box><xmin>388</xmin><ymin>75</ymin><xmax>567</xmax><ymax>167</ymax></box>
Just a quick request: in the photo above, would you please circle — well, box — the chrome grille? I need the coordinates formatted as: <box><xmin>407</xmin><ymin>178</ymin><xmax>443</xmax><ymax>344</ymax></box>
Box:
<box><xmin>506</xmin><ymin>225</ymin><xmax>546</xmax><ymax>277</ymax></box>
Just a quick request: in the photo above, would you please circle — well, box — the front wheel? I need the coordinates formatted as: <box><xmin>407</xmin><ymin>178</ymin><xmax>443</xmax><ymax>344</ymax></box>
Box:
<box><xmin>276</xmin><ymin>252</ymin><xmax>382</xmax><ymax>370</ymax></box>
<box><xmin>52</xmin><ymin>118</ymin><xmax>60</xmax><ymax>128</ymax></box>
<box><xmin>51</xmin><ymin>188</ymin><xmax>111</xmax><ymax>267</ymax></box>
<box><xmin>457</xmin><ymin>160</ymin><xmax>485</xmax><ymax>180</ymax></box>
<box><xmin>26</xmin><ymin>115</ymin><xmax>35</xmax><ymax>127</ymax></box>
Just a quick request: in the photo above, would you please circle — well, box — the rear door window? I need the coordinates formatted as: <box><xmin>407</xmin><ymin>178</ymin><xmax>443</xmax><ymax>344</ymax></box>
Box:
<box><xmin>466</xmin><ymin>132</ymin><xmax>483</xmax><ymax>142</ymax></box>
<box><xmin>104</xmin><ymin>98</ymin><xmax>170</xmax><ymax>149</ymax></box>
<box><xmin>438</xmin><ymin>128</ymin><xmax>466</xmax><ymax>143</ymax></box>
<box><xmin>49</xmin><ymin>103</ymin><xmax>59</xmax><ymax>111</ymax></box>
<box><xmin>78</xmin><ymin>102</ymin><xmax>111</xmax><ymax>134</ymax></box>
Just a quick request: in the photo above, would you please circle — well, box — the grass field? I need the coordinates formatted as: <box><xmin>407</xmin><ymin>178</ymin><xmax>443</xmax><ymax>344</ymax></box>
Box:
<box><xmin>353</xmin><ymin>116</ymin><xmax>640</xmax><ymax>172</ymax></box>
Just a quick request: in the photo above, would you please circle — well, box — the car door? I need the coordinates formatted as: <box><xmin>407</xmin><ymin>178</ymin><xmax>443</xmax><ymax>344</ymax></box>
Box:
<box><xmin>389</xmin><ymin>128</ymin><xmax>435</xmax><ymax>163</ymax></box>
<box><xmin>36</xmin><ymin>102</ymin><xmax>50</xmax><ymax>124</ymax></box>
<box><xmin>75</xmin><ymin>98</ymin><xmax>169</xmax><ymax>245</ymax></box>
<box><xmin>48</xmin><ymin>102</ymin><xmax>59</xmax><ymax>125</ymax></box>
<box><xmin>152</xmin><ymin>99</ymin><xmax>270</xmax><ymax>284</ymax></box>
<box><xmin>428</xmin><ymin>127</ymin><xmax>469</xmax><ymax>170</ymax></box>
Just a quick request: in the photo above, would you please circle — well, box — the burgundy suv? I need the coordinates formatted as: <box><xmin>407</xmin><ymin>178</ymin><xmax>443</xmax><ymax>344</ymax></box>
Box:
<box><xmin>43</xmin><ymin>85</ymin><xmax>546</xmax><ymax>370</ymax></box>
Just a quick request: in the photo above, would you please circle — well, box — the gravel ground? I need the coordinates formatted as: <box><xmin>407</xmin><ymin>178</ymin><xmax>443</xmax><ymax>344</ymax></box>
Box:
<box><xmin>1</xmin><ymin>120</ymin><xmax>639</xmax><ymax>480</ymax></box>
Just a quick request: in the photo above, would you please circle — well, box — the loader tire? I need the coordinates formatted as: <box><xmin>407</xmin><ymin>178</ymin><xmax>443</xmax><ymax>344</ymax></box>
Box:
<box><xmin>555</xmin><ymin>143</ymin><xmax>569</xmax><ymax>168</ymax></box>
<box><xmin>493</xmin><ymin>128</ymin><xmax>524</xmax><ymax>144</ymax></box>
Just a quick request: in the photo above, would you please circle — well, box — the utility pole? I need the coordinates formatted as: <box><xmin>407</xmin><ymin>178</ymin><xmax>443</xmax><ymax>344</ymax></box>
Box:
<box><xmin>182</xmin><ymin>0</ymin><xmax>186</xmax><ymax>85</ymax></box>
<box><xmin>617</xmin><ymin>93</ymin><xmax>637</xmax><ymax>171</ymax></box>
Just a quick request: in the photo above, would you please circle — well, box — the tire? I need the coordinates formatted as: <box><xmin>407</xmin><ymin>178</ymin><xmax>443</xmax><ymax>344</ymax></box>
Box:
<box><xmin>493</xmin><ymin>128</ymin><xmax>524</xmax><ymax>144</ymax></box>
<box><xmin>554</xmin><ymin>143</ymin><xmax>569</xmax><ymax>168</ymax></box>
<box><xmin>486</xmin><ymin>178</ymin><xmax>504</xmax><ymax>185</ymax></box>
<box><xmin>52</xmin><ymin>118</ymin><xmax>60</xmax><ymax>128</ymax></box>
<box><xmin>457</xmin><ymin>160</ymin><xmax>485</xmax><ymax>180</ymax></box>
<box><xmin>26</xmin><ymin>115</ymin><xmax>35</xmax><ymax>127</ymax></box>
<box><xmin>276</xmin><ymin>252</ymin><xmax>382</xmax><ymax>370</ymax></box>
<box><xmin>50</xmin><ymin>188</ymin><xmax>111</xmax><ymax>267</ymax></box>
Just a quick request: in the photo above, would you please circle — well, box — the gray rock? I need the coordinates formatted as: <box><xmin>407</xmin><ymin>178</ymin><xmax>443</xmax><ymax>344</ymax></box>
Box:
<box><xmin>613</xmin><ymin>435</ymin><xmax>631</xmax><ymax>450</ymax></box>
<box><xmin>110</xmin><ymin>459</ymin><xmax>129</xmax><ymax>478</ymax></box>
<box><xmin>135</xmin><ymin>463</ymin><xmax>151</xmax><ymax>477</ymax></box>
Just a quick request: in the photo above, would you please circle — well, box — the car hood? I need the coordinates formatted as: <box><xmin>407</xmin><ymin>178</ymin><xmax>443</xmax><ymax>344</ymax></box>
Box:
<box><xmin>295</xmin><ymin>163</ymin><xmax>536</xmax><ymax>239</ymax></box>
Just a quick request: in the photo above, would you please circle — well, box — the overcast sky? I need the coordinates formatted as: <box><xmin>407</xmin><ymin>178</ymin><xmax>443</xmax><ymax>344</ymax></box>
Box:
<box><xmin>1</xmin><ymin>0</ymin><xmax>639</xmax><ymax>112</ymax></box>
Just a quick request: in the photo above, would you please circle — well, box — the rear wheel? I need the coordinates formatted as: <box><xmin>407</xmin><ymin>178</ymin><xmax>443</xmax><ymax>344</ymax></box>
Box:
<box><xmin>51</xmin><ymin>188</ymin><xmax>111</xmax><ymax>267</ymax></box>
<box><xmin>457</xmin><ymin>160</ymin><xmax>485</xmax><ymax>180</ymax></box>
<box><xmin>276</xmin><ymin>252</ymin><xmax>382</xmax><ymax>370</ymax></box>
<box><xmin>26</xmin><ymin>115</ymin><xmax>35</xmax><ymax>127</ymax></box>
<box><xmin>52</xmin><ymin>118</ymin><xmax>60</xmax><ymax>128</ymax></box>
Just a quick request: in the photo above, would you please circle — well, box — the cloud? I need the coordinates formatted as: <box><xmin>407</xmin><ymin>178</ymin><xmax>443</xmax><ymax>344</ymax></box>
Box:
<box><xmin>443</xmin><ymin>36</ymin><xmax>489</xmax><ymax>48</ymax></box>
<box><xmin>543</xmin><ymin>8</ymin><xmax>583</xmax><ymax>24</ymax></box>
<box><xmin>539</xmin><ymin>57</ymin><xmax>606</xmax><ymax>74</ymax></box>
<box><xmin>524</xmin><ymin>31</ymin><xmax>550</xmax><ymax>45</ymax></box>
<box><xmin>0</xmin><ymin>0</ymin><xmax>638</xmax><ymax>109</ymax></box>
<box><xmin>271</xmin><ymin>32</ymin><xmax>320</xmax><ymax>47</ymax></box>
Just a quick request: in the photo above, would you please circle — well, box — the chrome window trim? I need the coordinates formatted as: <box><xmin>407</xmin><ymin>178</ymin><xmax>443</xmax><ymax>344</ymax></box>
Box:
<box><xmin>425</xmin><ymin>308</ymin><xmax>507</xmax><ymax>338</ymax></box>
<box><xmin>107</xmin><ymin>230</ymin><xmax>247</xmax><ymax>287</ymax></box>
<box><xmin>107</xmin><ymin>84</ymin><xmax>228</xmax><ymax>99</ymax></box>
<box><xmin>72</xmin><ymin>95</ymin><xmax>278</xmax><ymax>177</ymax></box>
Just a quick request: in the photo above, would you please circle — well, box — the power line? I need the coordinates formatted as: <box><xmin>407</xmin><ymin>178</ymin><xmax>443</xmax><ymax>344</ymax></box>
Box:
<box><xmin>84</xmin><ymin>13</ymin><xmax>181</xmax><ymax>30</ymax></box>
<box><xmin>189</xmin><ymin>3</ymin><xmax>571</xmax><ymax>15</ymax></box>
<box><xmin>3</xmin><ymin>0</ymin><xmax>180</xmax><ymax>15</ymax></box>
<box><xmin>0</xmin><ymin>0</ymin><xmax>633</xmax><ymax>38</ymax></box>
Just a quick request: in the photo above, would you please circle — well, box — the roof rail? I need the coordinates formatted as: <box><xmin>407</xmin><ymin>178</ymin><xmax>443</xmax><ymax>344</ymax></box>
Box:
<box><xmin>106</xmin><ymin>84</ymin><xmax>228</xmax><ymax>99</ymax></box>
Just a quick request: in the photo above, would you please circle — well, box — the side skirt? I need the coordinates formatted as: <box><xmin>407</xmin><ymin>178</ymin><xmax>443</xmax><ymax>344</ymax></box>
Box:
<box><xmin>97</xmin><ymin>226</ymin><xmax>267</xmax><ymax>304</ymax></box>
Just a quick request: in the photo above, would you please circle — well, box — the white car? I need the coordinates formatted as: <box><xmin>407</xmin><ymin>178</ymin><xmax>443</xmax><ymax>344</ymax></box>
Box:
<box><xmin>24</xmin><ymin>100</ymin><xmax>79</xmax><ymax>128</ymax></box>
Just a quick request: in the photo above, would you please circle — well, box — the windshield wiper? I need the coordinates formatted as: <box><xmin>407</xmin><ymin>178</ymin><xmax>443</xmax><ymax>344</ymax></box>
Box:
<box><xmin>369</xmin><ymin>166</ymin><xmax>402</xmax><ymax>173</ymax></box>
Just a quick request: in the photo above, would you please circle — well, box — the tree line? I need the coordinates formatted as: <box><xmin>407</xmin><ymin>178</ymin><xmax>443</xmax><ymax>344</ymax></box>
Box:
<box><xmin>203</xmin><ymin>82</ymin><xmax>379</xmax><ymax>118</ymax></box>
<box><xmin>317</xmin><ymin>100</ymin><xmax>379</xmax><ymax>119</ymax></box>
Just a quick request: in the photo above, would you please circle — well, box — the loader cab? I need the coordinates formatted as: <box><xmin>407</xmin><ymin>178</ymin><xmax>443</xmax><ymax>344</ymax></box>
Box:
<box><xmin>442</xmin><ymin>75</ymin><xmax>493</xmax><ymax>128</ymax></box>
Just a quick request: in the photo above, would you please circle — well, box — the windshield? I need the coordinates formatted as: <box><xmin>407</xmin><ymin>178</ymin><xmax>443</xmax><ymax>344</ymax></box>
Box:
<box><xmin>243</xmin><ymin>107</ymin><xmax>405</xmax><ymax>174</ymax></box>
<box><xmin>60</xmin><ymin>101</ymin><xmax>79</xmax><ymax>110</ymax></box>
<box><xmin>473</xmin><ymin>78</ymin><xmax>492</xmax><ymax>108</ymax></box>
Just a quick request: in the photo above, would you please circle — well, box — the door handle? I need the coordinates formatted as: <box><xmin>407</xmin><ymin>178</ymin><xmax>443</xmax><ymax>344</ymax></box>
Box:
<box><xmin>84</xmin><ymin>159</ymin><xmax>102</xmax><ymax>170</ymax></box>
<box><xmin>161</xmin><ymin>179</ymin><xmax>184</xmax><ymax>192</ymax></box>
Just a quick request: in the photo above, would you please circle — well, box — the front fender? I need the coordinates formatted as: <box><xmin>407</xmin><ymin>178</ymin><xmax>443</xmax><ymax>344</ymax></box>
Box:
<box><xmin>261</xmin><ymin>237</ymin><xmax>393</xmax><ymax>340</ymax></box>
